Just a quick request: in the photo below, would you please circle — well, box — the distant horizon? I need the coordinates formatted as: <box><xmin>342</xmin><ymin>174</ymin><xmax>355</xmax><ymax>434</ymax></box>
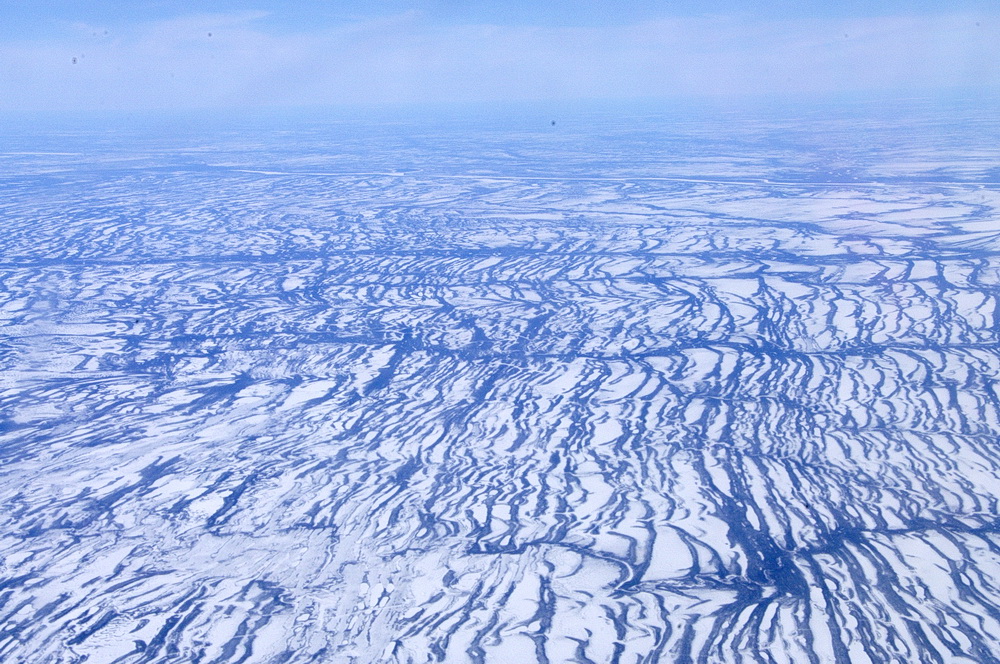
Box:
<box><xmin>2</xmin><ymin>87</ymin><xmax>998</xmax><ymax>121</ymax></box>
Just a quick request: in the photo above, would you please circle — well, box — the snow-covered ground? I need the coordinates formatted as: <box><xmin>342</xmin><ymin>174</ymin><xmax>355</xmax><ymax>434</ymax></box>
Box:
<box><xmin>2</xmin><ymin>103</ymin><xmax>1000</xmax><ymax>662</ymax></box>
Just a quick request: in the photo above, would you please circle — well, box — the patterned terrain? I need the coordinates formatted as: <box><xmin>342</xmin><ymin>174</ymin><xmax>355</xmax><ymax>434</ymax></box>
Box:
<box><xmin>2</xmin><ymin>104</ymin><xmax>1000</xmax><ymax>662</ymax></box>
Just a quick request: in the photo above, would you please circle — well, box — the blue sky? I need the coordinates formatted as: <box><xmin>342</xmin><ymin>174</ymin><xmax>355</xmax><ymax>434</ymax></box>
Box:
<box><xmin>1</xmin><ymin>1</ymin><xmax>998</xmax><ymax>111</ymax></box>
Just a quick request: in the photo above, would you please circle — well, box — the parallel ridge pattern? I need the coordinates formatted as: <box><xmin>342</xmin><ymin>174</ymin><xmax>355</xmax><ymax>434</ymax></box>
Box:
<box><xmin>2</xmin><ymin>109</ymin><xmax>1000</xmax><ymax>663</ymax></box>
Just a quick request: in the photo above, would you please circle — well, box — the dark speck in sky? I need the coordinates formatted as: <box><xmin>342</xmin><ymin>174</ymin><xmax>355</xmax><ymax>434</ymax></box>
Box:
<box><xmin>72</xmin><ymin>57</ymin><xmax>77</xmax><ymax>64</ymax></box>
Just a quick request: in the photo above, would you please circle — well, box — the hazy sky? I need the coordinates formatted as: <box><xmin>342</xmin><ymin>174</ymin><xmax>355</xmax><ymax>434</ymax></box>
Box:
<box><xmin>2</xmin><ymin>1</ymin><xmax>998</xmax><ymax>111</ymax></box>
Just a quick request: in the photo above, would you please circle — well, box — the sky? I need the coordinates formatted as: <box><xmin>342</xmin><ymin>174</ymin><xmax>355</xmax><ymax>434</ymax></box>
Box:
<box><xmin>1</xmin><ymin>1</ymin><xmax>998</xmax><ymax>111</ymax></box>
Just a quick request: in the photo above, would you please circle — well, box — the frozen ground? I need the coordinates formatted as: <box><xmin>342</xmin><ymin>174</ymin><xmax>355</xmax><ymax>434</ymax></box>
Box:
<box><xmin>2</xmin><ymin>101</ymin><xmax>1000</xmax><ymax>663</ymax></box>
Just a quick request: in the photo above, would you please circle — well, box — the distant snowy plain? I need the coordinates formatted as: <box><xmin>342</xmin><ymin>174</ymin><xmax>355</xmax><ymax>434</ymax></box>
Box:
<box><xmin>2</xmin><ymin>102</ymin><xmax>1000</xmax><ymax>663</ymax></box>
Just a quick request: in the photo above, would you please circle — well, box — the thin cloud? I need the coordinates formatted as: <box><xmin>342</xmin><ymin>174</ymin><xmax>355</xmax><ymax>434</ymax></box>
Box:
<box><xmin>1</xmin><ymin>10</ymin><xmax>997</xmax><ymax>111</ymax></box>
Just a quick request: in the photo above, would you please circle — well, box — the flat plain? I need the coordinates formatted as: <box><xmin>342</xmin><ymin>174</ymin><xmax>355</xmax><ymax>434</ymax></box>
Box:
<box><xmin>2</xmin><ymin>102</ymin><xmax>1000</xmax><ymax>663</ymax></box>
